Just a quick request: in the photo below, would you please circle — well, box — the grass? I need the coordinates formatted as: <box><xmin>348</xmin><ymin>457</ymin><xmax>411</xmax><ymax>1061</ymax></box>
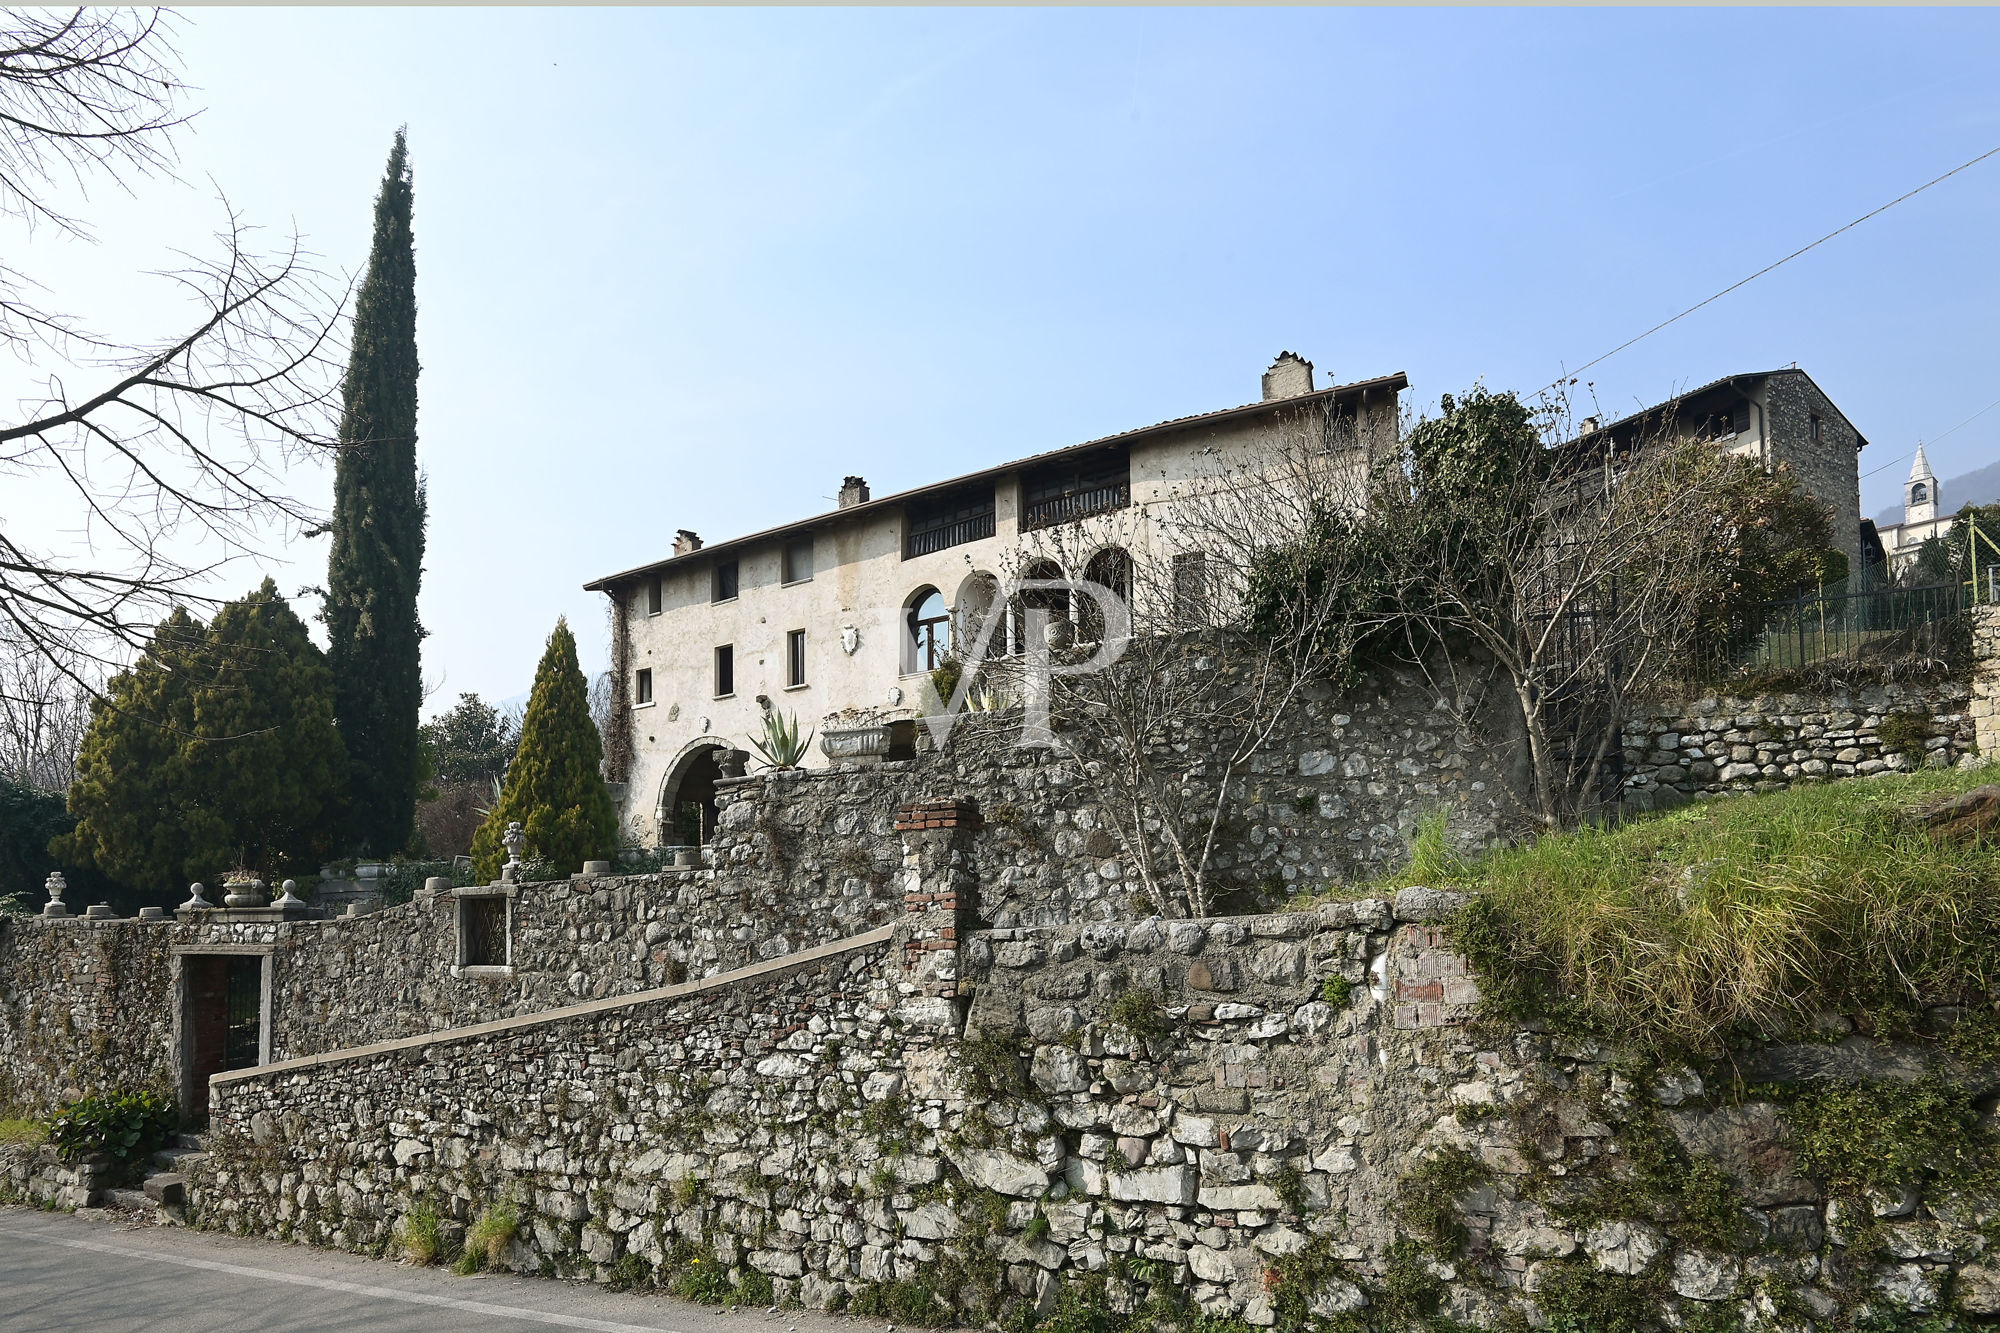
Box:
<box><xmin>0</xmin><ymin>1118</ymin><xmax>46</xmax><ymax>1147</ymax></box>
<box><xmin>460</xmin><ymin>1202</ymin><xmax>520</xmax><ymax>1272</ymax></box>
<box><xmin>1379</xmin><ymin>765</ymin><xmax>2000</xmax><ymax>1056</ymax></box>
<box><xmin>399</xmin><ymin>1203</ymin><xmax>446</xmax><ymax>1266</ymax></box>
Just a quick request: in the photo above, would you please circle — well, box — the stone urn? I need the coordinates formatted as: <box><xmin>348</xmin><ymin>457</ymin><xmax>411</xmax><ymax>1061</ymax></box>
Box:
<box><xmin>221</xmin><ymin>873</ymin><xmax>266</xmax><ymax>909</ymax></box>
<box><xmin>716</xmin><ymin>748</ymin><xmax>751</xmax><ymax>779</ymax></box>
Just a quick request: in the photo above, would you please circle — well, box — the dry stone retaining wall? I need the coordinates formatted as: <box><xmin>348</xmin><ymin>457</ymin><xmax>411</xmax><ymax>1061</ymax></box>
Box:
<box><xmin>1621</xmin><ymin>679</ymin><xmax>1977</xmax><ymax>809</ymax></box>
<box><xmin>177</xmin><ymin>890</ymin><xmax>2000</xmax><ymax>1329</ymax></box>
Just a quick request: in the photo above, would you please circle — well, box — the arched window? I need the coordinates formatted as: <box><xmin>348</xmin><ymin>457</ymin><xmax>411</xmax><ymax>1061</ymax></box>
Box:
<box><xmin>906</xmin><ymin>588</ymin><xmax>951</xmax><ymax>673</ymax></box>
<box><xmin>1080</xmin><ymin>547</ymin><xmax>1132</xmax><ymax>643</ymax></box>
<box><xmin>1912</xmin><ymin>482</ymin><xmax>1930</xmax><ymax>506</ymax></box>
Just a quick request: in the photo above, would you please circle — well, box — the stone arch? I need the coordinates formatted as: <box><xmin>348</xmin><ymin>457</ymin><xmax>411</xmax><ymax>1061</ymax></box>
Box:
<box><xmin>656</xmin><ymin>739</ymin><xmax>727</xmax><ymax>848</ymax></box>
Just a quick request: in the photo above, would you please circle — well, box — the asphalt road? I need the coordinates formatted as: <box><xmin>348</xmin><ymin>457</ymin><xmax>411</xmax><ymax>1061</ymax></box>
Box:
<box><xmin>0</xmin><ymin>1206</ymin><xmax>882</xmax><ymax>1333</ymax></box>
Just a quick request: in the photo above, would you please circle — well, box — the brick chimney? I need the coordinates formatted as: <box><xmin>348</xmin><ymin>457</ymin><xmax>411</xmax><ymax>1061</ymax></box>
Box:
<box><xmin>1261</xmin><ymin>351</ymin><xmax>1315</xmax><ymax>401</ymax></box>
<box><xmin>673</xmin><ymin>529</ymin><xmax>702</xmax><ymax>556</ymax></box>
<box><xmin>839</xmin><ymin>476</ymin><xmax>871</xmax><ymax>508</ymax></box>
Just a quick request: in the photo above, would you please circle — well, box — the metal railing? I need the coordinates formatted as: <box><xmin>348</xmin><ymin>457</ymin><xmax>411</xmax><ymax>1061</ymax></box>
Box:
<box><xmin>1022</xmin><ymin>482</ymin><xmax>1130</xmax><ymax>531</ymax></box>
<box><xmin>906</xmin><ymin>508</ymin><xmax>995</xmax><ymax>558</ymax></box>
<box><xmin>1704</xmin><ymin>583</ymin><xmax>1966</xmax><ymax>677</ymax></box>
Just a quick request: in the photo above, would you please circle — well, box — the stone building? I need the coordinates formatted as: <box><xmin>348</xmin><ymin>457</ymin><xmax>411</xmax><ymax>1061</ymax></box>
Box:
<box><xmin>1875</xmin><ymin>443</ymin><xmax>1954</xmax><ymax>572</ymax></box>
<box><xmin>586</xmin><ymin>354</ymin><xmax>1407</xmax><ymax>848</ymax></box>
<box><xmin>1575</xmin><ymin>367</ymin><xmax>1869</xmax><ymax>576</ymax></box>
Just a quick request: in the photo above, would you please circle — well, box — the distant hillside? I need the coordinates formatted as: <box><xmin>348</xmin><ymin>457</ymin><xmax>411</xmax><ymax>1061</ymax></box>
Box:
<box><xmin>1874</xmin><ymin>456</ymin><xmax>2000</xmax><ymax>527</ymax></box>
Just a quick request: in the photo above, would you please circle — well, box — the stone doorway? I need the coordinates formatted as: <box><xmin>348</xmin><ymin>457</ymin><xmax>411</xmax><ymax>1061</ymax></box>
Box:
<box><xmin>178</xmin><ymin>953</ymin><xmax>268</xmax><ymax>1123</ymax></box>
<box><xmin>659</xmin><ymin>742</ymin><xmax>726</xmax><ymax>848</ymax></box>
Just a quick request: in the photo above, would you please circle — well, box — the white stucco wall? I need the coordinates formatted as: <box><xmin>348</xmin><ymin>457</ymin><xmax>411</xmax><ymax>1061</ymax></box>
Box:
<box><xmin>607</xmin><ymin>388</ymin><xmax>1401</xmax><ymax>846</ymax></box>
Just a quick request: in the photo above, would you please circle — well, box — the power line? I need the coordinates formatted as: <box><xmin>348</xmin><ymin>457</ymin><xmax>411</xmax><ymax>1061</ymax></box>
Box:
<box><xmin>1859</xmin><ymin>392</ymin><xmax>2000</xmax><ymax>481</ymax></box>
<box><xmin>1543</xmin><ymin>140</ymin><xmax>2000</xmax><ymax>398</ymax></box>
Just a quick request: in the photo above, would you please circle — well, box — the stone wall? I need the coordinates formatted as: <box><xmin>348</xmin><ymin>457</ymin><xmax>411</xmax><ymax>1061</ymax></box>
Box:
<box><xmin>701</xmin><ymin>664</ymin><xmax>1525</xmax><ymax>930</ymax></box>
<box><xmin>1620</xmin><ymin>680</ymin><xmax>1976</xmax><ymax>809</ymax></box>
<box><xmin>0</xmin><ymin>918</ymin><xmax>175</xmax><ymax>1114</ymax></box>
<box><xmin>177</xmin><ymin>884</ymin><xmax>2000</xmax><ymax>1329</ymax></box>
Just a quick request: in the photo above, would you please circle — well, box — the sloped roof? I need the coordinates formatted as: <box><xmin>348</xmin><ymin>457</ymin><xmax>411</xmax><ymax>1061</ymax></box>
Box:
<box><xmin>584</xmin><ymin>371</ymin><xmax>1410</xmax><ymax>591</ymax></box>
<box><xmin>1576</xmin><ymin>367</ymin><xmax>1869</xmax><ymax>451</ymax></box>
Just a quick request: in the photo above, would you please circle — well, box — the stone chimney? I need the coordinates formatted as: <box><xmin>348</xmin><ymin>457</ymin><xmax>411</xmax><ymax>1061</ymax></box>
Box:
<box><xmin>673</xmin><ymin>529</ymin><xmax>702</xmax><ymax>556</ymax></box>
<box><xmin>1261</xmin><ymin>351</ymin><xmax>1315</xmax><ymax>401</ymax></box>
<box><xmin>1580</xmin><ymin>416</ymin><xmax>1601</xmax><ymax>436</ymax></box>
<box><xmin>839</xmin><ymin>476</ymin><xmax>871</xmax><ymax>508</ymax></box>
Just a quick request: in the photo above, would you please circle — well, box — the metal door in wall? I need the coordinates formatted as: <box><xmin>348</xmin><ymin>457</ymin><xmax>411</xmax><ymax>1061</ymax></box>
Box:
<box><xmin>223</xmin><ymin>955</ymin><xmax>261</xmax><ymax>1071</ymax></box>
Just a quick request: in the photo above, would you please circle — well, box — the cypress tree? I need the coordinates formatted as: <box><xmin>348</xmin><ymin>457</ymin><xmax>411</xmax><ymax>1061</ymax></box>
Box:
<box><xmin>470</xmin><ymin>619</ymin><xmax>618</xmax><ymax>881</ymax></box>
<box><xmin>326</xmin><ymin>129</ymin><xmax>425</xmax><ymax>857</ymax></box>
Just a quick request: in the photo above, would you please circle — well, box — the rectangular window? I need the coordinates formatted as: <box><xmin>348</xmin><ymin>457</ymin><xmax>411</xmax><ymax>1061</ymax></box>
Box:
<box><xmin>713</xmin><ymin>560</ymin><xmax>739</xmax><ymax>602</ymax></box>
<box><xmin>782</xmin><ymin>536</ymin><xmax>814</xmax><ymax>584</ymax></box>
<box><xmin>714</xmin><ymin>644</ymin><xmax>734</xmax><ymax>697</ymax></box>
<box><xmin>1810</xmin><ymin>413</ymin><xmax>1823</xmax><ymax>441</ymax></box>
<box><xmin>787</xmin><ymin>629</ymin><xmax>807</xmax><ymax>687</ymax></box>
<box><xmin>635</xmin><ymin>667</ymin><xmax>653</xmax><ymax>705</ymax></box>
<box><xmin>1173</xmin><ymin>551</ymin><xmax>1210</xmax><ymax>630</ymax></box>
<box><xmin>457</xmin><ymin>894</ymin><xmax>508</xmax><ymax>969</ymax></box>
<box><xmin>646</xmin><ymin>576</ymin><xmax>662</xmax><ymax>615</ymax></box>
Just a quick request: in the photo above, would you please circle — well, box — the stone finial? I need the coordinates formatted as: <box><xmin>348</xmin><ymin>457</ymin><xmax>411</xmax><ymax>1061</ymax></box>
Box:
<box><xmin>43</xmin><ymin>870</ymin><xmax>66</xmax><ymax>908</ymax></box>
<box><xmin>273</xmin><ymin>879</ymin><xmax>306</xmax><ymax>908</ymax></box>
<box><xmin>502</xmin><ymin>821</ymin><xmax>526</xmax><ymax>869</ymax></box>
<box><xmin>181</xmin><ymin>881</ymin><xmax>212</xmax><ymax>910</ymax></box>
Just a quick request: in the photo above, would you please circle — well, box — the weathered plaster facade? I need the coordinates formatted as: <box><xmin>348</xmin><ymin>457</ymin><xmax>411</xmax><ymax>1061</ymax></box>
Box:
<box><xmin>589</xmin><ymin>356</ymin><xmax>1407</xmax><ymax>847</ymax></box>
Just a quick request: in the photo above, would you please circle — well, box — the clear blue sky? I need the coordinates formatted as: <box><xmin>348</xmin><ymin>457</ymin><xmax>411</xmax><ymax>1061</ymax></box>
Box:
<box><xmin>24</xmin><ymin>8</ymin><xmax>2000</xmax><ymax>707</ymax></box>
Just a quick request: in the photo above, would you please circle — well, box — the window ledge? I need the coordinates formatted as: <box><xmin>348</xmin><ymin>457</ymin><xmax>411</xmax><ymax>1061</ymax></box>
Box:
<box><xmin>783</xmin><ymin>683</ymin><xmax>810</xmax><ymax>692</ymax></box>
<box><xmin>781</xmin><ymin>579</ymin><xmax>813</xmax><ymax>587</ymax></box>
<box><xmin>711</xmin><ymin>596</ymin><xmax>738</xmax><ymax>605</ymax></box>
<box><xmin>634</xmin><ymin>700</ymin><xmax>656</xmax><ymax>709</ymax></box>
<box><xmin>714</xmin><ymin>692</ymin><xmax>736</xmax><ymax>700</ymax></box>
<box><xmin>452</xmin><ymin>964</ymin><xmax>513</xmax><ymax>979</ymax></box>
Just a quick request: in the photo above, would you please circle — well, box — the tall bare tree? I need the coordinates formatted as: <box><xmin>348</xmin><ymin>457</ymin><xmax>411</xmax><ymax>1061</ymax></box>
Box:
<box><xmin>0</xmin><ymin>9</ymin><xmax>348</xmax><ymax>687</ymax></box>
<box><xmin>0</xmin><ymin>633</ymin><xmax>90</xmax><ymax>789</ymax></box>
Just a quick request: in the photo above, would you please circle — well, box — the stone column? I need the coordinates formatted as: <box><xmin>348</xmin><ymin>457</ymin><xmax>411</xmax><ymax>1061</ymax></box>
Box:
<box><xmin>893</xmin><ymin>798</ymin><xmax>977</xmax><ymax>1033</ymax></box>
<box><xmin>1972</xmin><ymin>605</ymin><xmax>2000</xmax><ymax>762</ymax></box>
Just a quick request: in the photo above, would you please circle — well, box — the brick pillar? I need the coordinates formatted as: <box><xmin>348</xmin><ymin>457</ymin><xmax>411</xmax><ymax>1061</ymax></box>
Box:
<box><xmin>1972</xmin><ymin>605</ymin><xmax>2000</xmax><ymax>762</ymax></box>
<box><xmin>893</xmin><ymin>798</ymin><xmax>977</xmax><ymax>1033</ymax></box>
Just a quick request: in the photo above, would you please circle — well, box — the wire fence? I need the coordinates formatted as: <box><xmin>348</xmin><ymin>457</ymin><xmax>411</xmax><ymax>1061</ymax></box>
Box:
<box><xmin>1698</xmin><ymin>582</ymin><xmax>1968</xmax><ymax>680</ymax></box>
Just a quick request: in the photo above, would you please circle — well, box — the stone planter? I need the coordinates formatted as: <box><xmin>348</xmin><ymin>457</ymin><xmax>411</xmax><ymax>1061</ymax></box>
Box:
<box><xmin>820</xmin><ymin>720</ymin><xmax>916</xmax><ymax>762</ymax></box>
<box><xmin>716</xmin><ymin>748</ymin><xmax>751</xmax><ymax>779</ymax></box>
<box><xmin>220</xmin><ymin>875</ymin><xmax>266</xmax><ymax>909</ymax></box>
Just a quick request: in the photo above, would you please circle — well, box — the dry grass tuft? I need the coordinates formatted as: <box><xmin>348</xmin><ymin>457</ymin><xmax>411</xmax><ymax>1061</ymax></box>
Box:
<box><xmin>1390</xmin><ymin>765</ymin><xmax>2000</xmax><ymax>1056</ymax></box>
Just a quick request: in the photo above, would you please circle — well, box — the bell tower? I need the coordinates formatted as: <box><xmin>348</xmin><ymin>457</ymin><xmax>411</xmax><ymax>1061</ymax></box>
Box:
<box><xmin>1906</xmin><ymin>444</ymin><xmax>1939</xmax><ymax>529</ymax></box>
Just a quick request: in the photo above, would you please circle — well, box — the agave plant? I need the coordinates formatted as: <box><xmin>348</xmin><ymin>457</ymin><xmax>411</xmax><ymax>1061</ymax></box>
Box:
<box><xmin>749</xmin><ymin>708</ymin><xmax>813</xmax><ymax>769</ymax></box>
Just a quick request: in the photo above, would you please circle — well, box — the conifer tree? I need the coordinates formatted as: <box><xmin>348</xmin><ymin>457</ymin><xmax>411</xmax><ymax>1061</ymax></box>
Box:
<box><xmin>471</xmin><ymin>619</ymin><xmax>617</xmax><ymax>880</ymax></box>
<box><xmin>57</xmin><ymin>582</ymin><xmax>348</xmax><ymax>886</ymax></box>
<box><xmin>326</xmin><ymin>129</ymin><xmax>425</xmax><ymax>857</ymax></box>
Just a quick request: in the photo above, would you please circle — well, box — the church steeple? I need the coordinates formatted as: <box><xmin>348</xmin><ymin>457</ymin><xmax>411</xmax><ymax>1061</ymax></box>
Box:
<box><xmin>1907</xmin><ymin>445</ymin><xmax>1939</xmax><ymax>527</ymax></box>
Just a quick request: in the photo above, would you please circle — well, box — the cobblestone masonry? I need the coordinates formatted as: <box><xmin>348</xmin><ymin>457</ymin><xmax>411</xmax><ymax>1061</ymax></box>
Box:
<box><xmin>1620</xmin><ymin>679</ymin><xmax>1977</xmax><ymax>809</ymax></box>
<box><xmin>169</xmin><ymin>885</ymin><xmax>2000</xmax><ymax>1328</ymax></box>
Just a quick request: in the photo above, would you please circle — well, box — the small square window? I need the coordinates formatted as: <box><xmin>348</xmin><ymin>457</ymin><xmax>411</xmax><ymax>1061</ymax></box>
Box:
<box><xmin>714</xmin><ymin>644</ymin><xmax>734</xmax><ymax>697</ymax></box>
<box><xmin>457</xmin><ymin>894</ymin><xmax>508</xmax><ymax>969</ymax></box>
<box><xmin>635</xmin><ymin>667</ymin><xmax>653</xmax><ymax>705</ymax></box>
<box><xmin>713</xmin><ymin>560</ymin><xmax>739</xmax><ymax>602</ymax></box>
<box><xmin>787</xmin><ymin>629</ymin><xmax>807</xmax><ymax>687</ymax></box>
<box><xmin>783</xmin><ymin>535</ymin><xmax>814</xmax><ymax>584</ymax></box>
<box><xmin>646</xmin><ymin>576</ymin><xmax>662</xmax><ymax>616</ymax></box>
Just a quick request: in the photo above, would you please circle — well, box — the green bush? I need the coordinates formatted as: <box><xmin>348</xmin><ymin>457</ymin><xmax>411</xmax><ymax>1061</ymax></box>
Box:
<box><xmin>46</xmin><ymin>1090</ymin><xmax>176</xmax><ymax>1174</ymax></box>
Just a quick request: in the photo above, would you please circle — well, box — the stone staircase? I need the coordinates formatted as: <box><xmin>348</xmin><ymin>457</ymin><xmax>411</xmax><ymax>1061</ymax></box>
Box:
<box><xmin>100</xmin><ymin>1133</ymin><xmax>207</xmax><ymax>1222</ymax></box>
